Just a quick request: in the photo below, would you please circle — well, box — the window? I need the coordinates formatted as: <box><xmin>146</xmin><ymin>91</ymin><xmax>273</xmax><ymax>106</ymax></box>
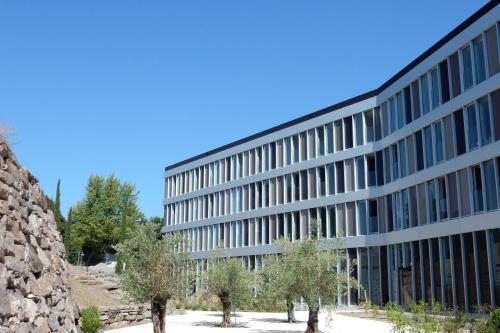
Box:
<box><xmin>367</xmin><ymin>154</ymin><xmax>376</xmax><ymax>187</ymax></box>
<box><xmin>448</xmin><ymin>172</ymin><xmax>459</xmax><ymax>219</ymax></box>
<box><xmin>381</xmin><ymin>102</ymin><xmax>389</xmax><ymax>137</ymax></box>
<box><xmin>317</xmin><ymin>126</ymin><xmax>325</xmax><ymax>156</ymax></box>
<box><xmin>427</xmin><ymin>180</ymin><xmax>437</xmax><ymax>223</ymax></box>
<box><xmin>424</xmin><ymin>126</ymin><xmax>434</xmax><ymax>168</ymax></box>
<box><xmin>308</xmin><ymin>129</ymin><xmax>315</xmax><ymax>159</ymax></box>
<box><xmin>365</xmin><ymin>110</ymin><xmax>374</xmax><ymax>142</ymax></box>
<box><xmin>368</xmin><ymin>200</ymin><xmax>378</xmax><ymax>233</ymax></box>
<box><xmin>430</xmin><ymin>67</ymin><xmax>440</xmax><ymax>109</ymax></box>
<box><xmin>473</xmin><ymin>35</ymin><xmax>486</xmax><ymax>84</ymax></box>
<box><xmin>472</xmin><ymin>165</ymin><xmax>484</xmax><ymax>213</ymax></box>
<box><xmin>326</xmin><ymin>123</ymin><xmax>334</xmax><ymax>154</ymax></box>
<box><xmin>420</xmin><ymin>74</ymin><xmax>430</xmax><ymax>115</ymax></box>
<box><xmin>300</xmin><ymin>170</ymin><xmax>308</xmax><ymax>200</ymax></box>
<box><xmin>411</xmin><ymin>80</ymin><xmax>421</xmax><ymax>119</ymax></box>
<box><xmin>404</xmin><ymin>86</ymin><xmax>412</xmax><ymax>124</ymax></box>
<box><xmin>357</xmin><ymin>201</ymin><xmax>367</xmax><ymax>235</ymax></box>
<box><xmin>449</xmin><ymin>52</ymin><xmax>462</xmax><ymax>98</ymax></box>
<box><xmin>484</xmin><ymin>160</ymin><xmax>498</xmax><ymax>211</ymax></box>
<box><xmin>399</xmin><ymin>140</ymin><xmax>407</xmax><ymax>178</ymax></box>
<box><xmin>277</xmin><ymin>140</ymin><xmax>283</xmax><ymax>168</ymax></box>
<box><xmin>264</xmin><ymin>145</ymin><xmax>270</xmax><ymax>171</ymax></box>
<box><xmin>415</xmin><ymin>131</ymin><xmax>424</xmax><ymax>171</ymax></box>
<box><xmin>354</xmin><ymin>113</ymin><xmax>364</xmax><ymax>146</ymax></box>
<box><xmin>319</xmin><ymin>167</ymin><xmax>326</xmax><ymax>197</ymax></box>
<box><xmin>439</xmin><ymin>60</ymin><xmax>450</xmax><ymax>103</ymax></box>
<box><xmin>327</xmin><ymin>164</ymin><xmax>335</xmax><ymax>195</ymax></box>
<box><xmin>308</xmin><ymin>169</ymin><xmax>316</xmax><ymax>199</ymax></box>
<box><xmin>437</xmin><ymin>177</ymin><xmax>448</xmax><ymax>220</ymax></box>
<box><xmin>402</xmin><ymin>189</ymin><xmax>409</xmax><ymax>228</ymax></box>
<box><xmin>492</xmin><ymin>90</ymin><xmax>500</xmax><ymax>141</ymax></box>
<box><xmin>459</xmin><ymin>168</ymin><xmax>471</xmax><ymax>216</ymax></box>
<box><xmin>356</xmin><ymin>156</ymin><xmax>365</xmax><ymax>190</ymax></box>
<box><xmin>346</xmin><ymin>202</ymin><xmax>356</xmax><ymax>236</ymax></box>
<box><xmin>462</xmin><ymin>45</ymin><xmax>474</xmax><ymax>90</ymax></box>
<box><xmin>486</xmin><ymin>26</ymin><xmax>500</xmax><ymax>76</ymax></box>
<box><xmin>384</xmin><ymin>148</ymin><xmax>391</xmax><ymax>183</ymax></box>
<box><xmin>434</xmin><ymin>121</ymin><xmax>444</xmax><ymax>163</ymax></box>
<box><xmin>337</xmin><ymin>204</ymin><xmax>345</xmax><ymax>237</ymax></box>
<box><xmin>389</xmin><ymin>97</ymin><xmax>397</xmax><ymax>133</ymax></box>
<box><xmin>336</xmin><ymin>161</ymin><xmax>345</xmax><ymax>194</ymax></box>
<box><xmin>396</xmin><ymin>92</ymin><xmax>404</xmax><ymax>129</ymax></box>
<box><xmin>392</xmin><ymin>144</ymin><xmax>399</xmax><ymax>180</ymax></box>
<box><xmin>286</xmin><ymin>174</ymin><xmax>292</xmax><ymax>203</ymax></box>
<box><xmin>344</xmin><ymin>117</ymin><xmax>353</xmax><ymax>149</ymax></box>
<box><xmin>334</xmin><ymin>120</ymin><xmax>343</xmax><ymax>151</ymax></box>
<box><xmin>374</xmin><ymin>107</ymin><xmax>382</xmax><ymax>140</ymax></box>
<box><xmin>256</xmin><ymin>147</ymin><xmax>262</xmax><ymax>173</ymax></box>
<box><xmin>454</xmin><ymin>110</ymin><xmax>467</xmax><ymax>155</ymax></box>
<box><xmin>300</xmin><ymin>132</ymin><xmax>307</xmax><ymax>161</ymax></box>
<box><xmin>418</xmin><ymin>183</ymin><xmax>427</xmax><ymax>225</ymax></box>
<box><xmin>478</xmin><ymin>96</ymin><xmax>492</xmax><ymax>146</ymax></box>
<box><xmin>285</xmin><ymin>137</ymin><xmax>292</xmax><ymax>165</ymax></box>
<box><xmin>443</xmin><ymin>115</ymin><xmax>455</xmax><ymax>160</ymax></box>
<box><xmin>466</xmin><ymin>104</ymin><xmax>479</xmax><ymax>150</ymax></box>
<box><xmin>293</xmin><ymin>173</ymin><xmax>300</xmax><ymax>201</ymax></box>
<box><xmin>328</xmin><ymin>206</ymin><xmax>336</xmax><ymax>238</ymax></box>
<box><xmin>292</xmin><ymin>135</ymin><xmax>299</xmax><ymax>163</ymax></box>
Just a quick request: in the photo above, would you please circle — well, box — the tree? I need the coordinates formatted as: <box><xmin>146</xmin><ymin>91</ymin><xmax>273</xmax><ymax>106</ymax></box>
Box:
<box><xmin>47</xmin><ymin>179</ymin><xmax>66</xmax><ymax>236</ymax></box>
<box><xmin>70</xmin><ymin>175</ymin><xmax>144</xmax><ymax>264</ymax></box>
<box><xmin>114</xmin><ymin>222</ymin><xmax>192</xmax><ymax>333</ymax></box>
<box><xmin>205</xmin><ymin>256</ymin><xmax>253</xmax><ymax>327</ymax></box>
<box><xmin>271</xmin><ymin>220</ymin><xmax>356</xmax><ymax>333</ymax></box>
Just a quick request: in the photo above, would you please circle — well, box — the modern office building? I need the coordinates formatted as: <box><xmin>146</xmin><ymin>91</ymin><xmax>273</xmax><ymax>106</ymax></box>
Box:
<box><xmin>163</xmin><ymin>1</ymin><xmax>500</xmax><ymax>311</ymax></box>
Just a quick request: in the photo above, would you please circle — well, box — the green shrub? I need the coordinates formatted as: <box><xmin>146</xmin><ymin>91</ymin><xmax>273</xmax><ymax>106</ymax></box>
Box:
<box><xmin>82</xmin><ymin>306</ymin><xmax>101</xmax><ymax>333</ymax></box>
<box><xmin>200</xmin><ymin>305</ymin><xmax>209</xmax><ymax>311</ymax></box>
<box><xmin>175</xmin><ymin>303</ymin><xmax>183</xmax><ymax>310</ymax></box>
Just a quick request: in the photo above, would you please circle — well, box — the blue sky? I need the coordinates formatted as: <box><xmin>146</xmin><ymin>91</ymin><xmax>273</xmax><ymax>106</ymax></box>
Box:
<box><xmin>0</xmin><ymin>0</ymin><xmax>488</xmax><ymax>218</ymax></box>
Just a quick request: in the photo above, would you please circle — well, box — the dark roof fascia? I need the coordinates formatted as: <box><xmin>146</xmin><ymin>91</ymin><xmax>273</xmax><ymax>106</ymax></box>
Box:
<box><xmin>165</xmin><ymin>0</ymin><xmax>498</xmax><ymax>172</ymax></box>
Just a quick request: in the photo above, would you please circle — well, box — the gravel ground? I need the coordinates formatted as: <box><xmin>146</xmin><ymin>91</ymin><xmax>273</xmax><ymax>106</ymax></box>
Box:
<box><xmin>104</xmin><ymin>310</ymin><xmax>391</xmax><ymax>333</ymax></box>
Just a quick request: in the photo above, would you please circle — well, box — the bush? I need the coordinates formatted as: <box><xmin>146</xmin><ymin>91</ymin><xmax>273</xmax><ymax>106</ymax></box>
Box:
<box><xmin>175</xmin><ymin>303</ymin><xmax>183</xmax><ymax>310</ymax></box>
<box><xmin>82</xmin><ymin>306</ymin><xmax>101</xmax><ymax>333</ymax></box>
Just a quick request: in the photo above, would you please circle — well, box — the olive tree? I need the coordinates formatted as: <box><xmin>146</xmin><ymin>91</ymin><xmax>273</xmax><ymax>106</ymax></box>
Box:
<box><xmin>273</xmin><ymin>221</ymin><xmax>356</xmax><ymax>333</ymax></box>
<box><xmin>205</xmin><ymin>256</ymin><xmax>253</xmax><ymax>327</ymax></box>
<box><xmin>114</xmin><ymin>222</ymin><xmax>193</xmax><ymax>333</ymax></box>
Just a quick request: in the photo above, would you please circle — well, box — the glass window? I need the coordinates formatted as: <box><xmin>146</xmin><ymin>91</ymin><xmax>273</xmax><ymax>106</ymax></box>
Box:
<box><xmin>381</xmin><ymin>102</ymin><xmax>389</xmax><ymax>137</ymax></box>
<box><xmin>355</xmin><ymin>113</ymin><xmax>364</xmax><ymax>146</ymax></box>
<box><xmin>317</xmin><ymin>126</ymin><xmax>325</xmax><ymax>156</ymax></box>
<box><xmin>292</xmin><ymin>135</ymin><xmax>299</xmax><ymax>163</ymax></box>
<box><xmin>326</xmin><ymin>123</ymin><xmax>334</xmax><ymax>154</ymax></box>
<box><xmin>476</xmin><ymin>231</ymin><xmax>492</xmax><ymax>306</ymax></box>
<box><xmin>334</xmin><ymin>120</ymin><xmax>343</xmax><ymax>151</ymax></box>
<box><xmin>285</xmin><ymin>137</ymin><xmax>292</xmax><ymax>165</ymax></box>
<box><xmin>402</xmin><ymin>189</ymin><xmax>409</xmax><ymax>229</ymax></box>
<box><xmin>384</xmin><ymin>148</ymin><xmax>391</xmax><ymax>183</ymax></box>
<box><xmin>336</xmin><ymin>161</ymin><xmax>345</xmax><ymax>194</ymax></box>
<box><xmin>374</xmin><ymin>107</ymin><xmax>382</xmax><ymax>141</ymax></box>
<box><xmin>458</xmin><ymin>168</ymin><xmax>471</xmax><ymax>216</ymax></box>
<box><xmin>454</xmin><ymin>110</ymin><xmax>467</xmax><ymax>155</ymax></box>
<box><xmin>344</xmin><ymin>117</ymin><xmax>353</xmax><ymax>149</ymax></box>
<box><xmin>463</xmin><ymin>233</ymin><xmax>478</xmax><ymax>309</ymax></box>
<box><xmin>439</xmin><ymin>60</ymin><xmax>450</xmax><ymax>103</ymax></box>
<box><xmin>286</xmin><ymin>174</ymin><xmax>292</xmax><ymax>203</ymax></box>
<box><xmin>427</xmin><ymin>180</ymin><xmax>437</xmax><ymax>223</ymax></box>
<box><xmin>478</xmin><ymin>96</ymin><xmax>492</xmax><ymax>146</ymax></box>
<box><xmin>486</xmin><ymin>26</ymin><xmax>500</xmax><ymax>76</ymax></box>
<box><xmin>337</xmin><ymin>204</ymin><xmax>345</xmax><ymax>237</ymax></box>
<box><xmin>376</xmin><ymin>151</ymin><xmax>384</xmax><ymax>186</ymax></box>
<box><xmin>367</xmin><ymin>154</ymin><xmax>376</xmax><ymax>187</ymax></box>
<box><xmin>489</xmin><ymin>229</ymin><xmax>500</xmax><ymax>306</ymax></box>
<box><xmin>319</xmin><ymin>167</ymin><xmax>326</xmax><ymax>197</ymax></box>
<box><xmin>466</xmin><ymin>104</ymin><xmax>479</xmax><ymax>150</ymax></box>
<box><xmin>300</xmin><ymin>132</ymin><xmax>307</xmax><ymax>161</ymax></box>
<box><xmin>473</xmin><ymin>35</ymin><xmax>486</xmax><ymax>84</ymax></box>
<box><xmin>410</xmin><ymin>186</ymin><xmax>418</xmax><ymax>227</ymax></box>
<box><xmin>389</xmin><ymin>97</ymin><xmax>397</xmax><ymax>133</ymax></box>
<box><xmin>368</xmin><ymin>200</ymin><xmax>378</xmax><ymax>233</ymax></box>
<box><xmin>462</xmin><ymin>45</ymin><xmax>474</xmax><ymax>90</ymax></box>
<box><xmin>356</xmin><ymin>156</ymin><xmax>365</xmax><ymax>190</ymax></box>
<box><xmin>357</xmin><ymin>201</ymin><xmax>367</xmax><ymax>236</ymax></box>
<box><xmin>346</xmin><ymin>202</ymin><xmax>356</xmax><ymax>236</ymax></box>
<box><xmin>448</xmin><ymin>172</ymin><xmax>459</xmax><ymax>218</ymax></box>
<box><xmin>319</xmin><ymin>208</ymin><xmax>327</xmax><ymax>239</ymax></box>
<box><xmin>300</xmin><ymin>170</ymin><xmax>308</xmax><ymax>200</ymax></box>
<box><xmin>424</xmin><ymin>126</ymin><xmax>434</xmax><ymax>168</ymax></box>
<box><xmin>484</xmin><ymin>160</ymin><xmax>498</xmax><ymax>211</ymax></box>
<box><xmin>327</xmin><ymin>164</ymin><xmax>335</xmax><ymax>195</ymax></box>
<box><xmin>345</xmin><ymin>159</ymin><xmax>354</xmax><ymax>192</ymax></box>
<box><xmin>420</xmin><ymin>74</ymin><xmax>430</xmax><ymax>115</ymax></box>
<box><xmin>365</xmin><ymin>110</ymin><xmax>374</xmax><ymax>142</ymax></box>
<box><xmin>293</xmin><ymin>173</ymin><xmax>300</xmax><ymax>201</ymax></box>
<box><xmin>430</xmin><ymin>67</ymin><xmax>440</xmax><ymax>109</ymax></box>
<box><xmin>437</xmin><ymin>177</ymin><xmax>448</xmax><ymax>220</ymax></box>
<box><xmin>492</xmin><ymin>89</ymin><xmax>500</xmax><ymax>141</ymax></box>
<box><xmin>399</xmin><ymin>140</ymin><xmax>407</xmax><ymax>178</ymax></box>
<box><xmin>256</xmin><ymin>147</ymin><xmax>262</xmax><ymax>173</ymax></box>
<box><xmin>449</xmin><ymin>52</ymin><xmax>462</xmax><ymax>98</ymax></box>
<box><xmin>434</xmin><ymin>121</ymin><xmax>444</xmax><ymax>163</ymax></box>
<box><xmin>404</xmin><ymin>86</ymin><xmax>412</xmax><ymax>124</ymax></box>
<box><xmin>396</xmin><ymin>92</ymin><xmax>404</xmax><ymax>129</ymax></box>
<box><xmin>411</xmin><ymin>80</ymin><xmax>421</xmax><ymax>119</ymax></box>
<box><xmin>264</xmin><ymin>145</ymin><xmax>270</xmax><ymax>171</ymax></box>
<box><xmin>443</xmin><ymin>115</ymin><xmax>454</xmax><ymax>160</ymax></box>
<box><xmin>307</xmin><ymin>129</ymin><xmax>315</xmax><ymax>159</ymax></box>
<box><xmin>392</xmin><ymin>144</ymin><xmax>399</xmax><ymax>180</ymax></box>
<box><xmin>472</xmin><ymin>165</ymin><xmax>484</xmax><ymax>213</ymax></box>
<box><xmin>328</xmin><ymin>206</ymin><xmax>336</xmax><ymax>238</ymax></box>
<box><xmin>418</xmin><ymin>183</ymin><xmax>428</xmax><ymax>225</ymax></box>
<box><xmin>415</xmin><ymin>131</ymin><xmax>424</xmax><ymax>171</ymax></box>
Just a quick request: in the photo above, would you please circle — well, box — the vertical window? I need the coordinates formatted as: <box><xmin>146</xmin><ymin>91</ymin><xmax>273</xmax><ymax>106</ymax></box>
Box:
<box><xmin>462</xmin><ymin>45</ymin><xmax>474</xmax><ymax>90</ymax></box>
<box><xmin>277</xmin><ymin>140</ymin><xmax>283</xmax><ymax>168</ymax></box>
<box><xmin>489</xmin><ymin>229</ymin><xmax>500</xmax><ymax>306</ymax></box>
<box><xmin>473</xmin><ymin>35</ymin><xmax>487</xmax><ymax>84</ymax></box>
<box><xmin>301</xmin><ymin>170</ymin><xmax>308</xmax><ymax>200</ymax></box>
<box><xmin>485</xmin><ymin>26</ymin><xmax>500</xmax><ymax>76</ymax></box>
<box><xmin>448</xmin><ymin>172</ymin><xmax>459</xmax><ymax>219</ymax></box>
<box><xmin>396</xmin><ymin>92</ymin><xmax>404</xmax><ymax>129</ymax></box>
<box><xmin>285</xmin><ymin>137</ymin><xmax>292</xmax><ymax>165</ymax></box>
<box><xmin>367</xmin><ymin>154</ymin><xmax>376</xmax><ymax>187</ymax></box>
<box><xmin>355</xmin><ymin>113</ymin><xmax>364</xmax><ymax>146</ymax></box>
<box><xmin>434</xmin><ymin>121</ymin><xmax>444</xmax><ymax>163</ymax></box>
<box><xmin>357</xmin><ymin>201</ymin><xmax>367</xmax><ymax>235</ymax></box>
<box><xmin>264</xmin><ymin>145</ymin><xmax>270</xmax><ymax>171</ymax></box>
<box><xmin>326</xmin><ymin>123</ymin><xmax>334</xmax><ymax>154</ymax></box>
<box><xmin>368</xmin><ymin>200</ymin><xmax>378</xmax><ymax>233</ymax></box>
<box><xmin>328</xmin><ymin>206</ymin><xmax>336</xmax><ymax>238</ymax></box>
<box><xmin>410</xmin><ymin>186</ymin><xmax>418</xmax><ymax>227</ymax></box>
<box><xmin>399</xmin><ymin>140</ymin><xmax>407</xmax><ymax>178</ymax></box>
<box><xmin>415</xmin><ymin>131</ymin><xmax>424</xmax><ymax>171</ymax></box>
<box><xmin>402</xmin><ymin>189</ymin><xmax>409</xmax><ymax>228</ymax></box>
<box><xmin>300</xmin><ymin>132</ymin><xmax>307</xmax><ymax>161</ymax></box>
<box><xmin>449</xmin><ymin>52</ymin><xmax>462</xmax><ymax>98</ymax></box>
<box><xmin>286</xmin><ymin>174</ymin><xmax>292</xmax><ymax>203</ymax></box>
<box><xmin>376</xmin><ymin>151</ymin><xmax>384</xmax><ymax>185</ymax></box>
<box><xmin>443</xmin><ymin>115</ymin><xmax>455</xmax><ymax>160</ymax></box>
<box><xmin>334</xmin><ymin>120</ymin><xmax>343</xmax><ymax>151</ymax></box>
<box><xmin>317</xmin><ymin>126</ymin><xmax>325</xmax><ymax>156</ymax></box>
<box><xmin>472</xmin><ymin>165</ymin><xmax>484</xmax><ymax>213</ymax></box>
<box><xmin>319</xmin><ymin>208</ymin><xmax>327</xmax><ymax>239</ymax></box>
<box><xmin>292</xmin><ymin>135</ymin><xmax>299</xmax><ymax>163</ymax></box>
<box><xmin>327</xmin><ymin>164</ymin><xmax>335</xmax><ymax>195</ymax></box>
<box><xmin>319</xmin><ymin>167</ymin><xmax>326</xmax><ymax>197</ymax></box>
<box><xmin>430</xmin><ymin>67</ymin><xmax>440</xmax><ymax>109</ymax></box>
<box><xmin>427</xmin><ymin>180</ymin><xmax>437</xmax><ymax>223</ymax></box>
<box><xmin>270</xmin><ymin>142</ymin><xmax>276</xmax><ymax>170</ymax></box>
<box><xmin>336</xmin><ymin>161</ymin><xmax>345</xmax><ymax>194</ymax></box>
<box><xmin>411</xmin><ymin>80</ymin><xmax>421</xmax><ymax>119</ymax></box>
<box><xmin>420</xmin><ymin>74</ymin><xmax>430</xmax><ymax>115</ymax></box>
<box><xmin>466</xmin><ymin>104</ymin><xmax>479</xmax><ymax>150</ymax></box>
<box><xmin>454</xmin><ymin>110</ymin><xmax>467</xmax><ymax>155</ymax></box>
<box><xmin>389</xmin><ymin>96</ymin><xmax>397</xmax><ymax>133</ymax></box>
<box><xmin>439</xmin><ymin>60</ymin><xmax>450</xmax><ymax>103</ymax></box>
<box><xmin>437</xmin><ymin>177</ymin><xmax>448</xmax><ymax>220</ymax></box>
<box><xmin>356</xmin><ymin>156</ymin><xmax>365</xmax><ymax>190</ymax></box>
<box><xmin>308</xmin><ymin>168</ymin><xmax>316</xmax><ymax>199</ymax></box>
<box><xmin>459</xmin><ymin>168</ymin><xmax>471</xmax><ymax>216</ymax></box>
<box><xmin>418</xmin><ymin>183</ymin><xmax>428</xmax><ymax>225</ymax></box>
<box><xmin>392</xmin><ymin>144</ymin><xmax>399</xmax><ymax>180</ymax></box>
<box><xmin>476</xmin><ymin>231</ymin><xmax>492</xmax><ymax>306</ymax></box>
<box><xmin>484</xmin><ymin>160</ymin><xmax>498</xmax><ymax>211</ymax></box>
<box><xmin>345</xmin><ymin>159</ymin><xmax>355</xmax><ymax>192</ymax></box>
<box><xmin>381</xmin><ymin>102</ymin><xmax>389</xmax><ymax>137</ymax></box>
<box><xmin>374</xmin><ymin>106</ymin><xmax>382</xmax><ymax>141</ymax></box>
<box><xmin>478</xmin><ymin>96</ymin><xmax>492</xmax><ymax>146</ymax></box>
<box><xmin>256</xmin><ymin>147</ymin><xmax>262</xmax><ymax>173</ymax></box>
<box><xmin>337</xmin><ymin>204</ymin><xmax>345</xmax><ymax>237</ymax></box>
<box><xmin>404</xmin><ymin>86</ymin><xmax>412</xmax><ymax>124</ymax></box>
<box><xmin>463</xmin><ymin>233</ymin><xmax>478</xmax><ymax>308</ymax></box>
<box><xmin>346</xmin><ymin>202</ymin><xmax>356</xmax><ymax>236</ymax></box>
<box><xmin>424</xmin><ymin>126</ymin><xmax>434</xmax><ymax>168</ymax></box>
<box><xmin>344</xmin><ymin>117</ymin><xmax>353</xmax><ymax>149</ymax></box>
<box><xmin>293</xmin><ymin>173</ymin><xmax>300</xmax><ymax>202</ymax></box>
<box><xmin>308</xmin><ymin>129</ymin><xmax>315</xmax><ymax>159</ymax></box>
<box><xmin>384</xmin><ymin>148</ymin><xmax>392</xmax><ymax>183</ymax></box>
<box><xmin>491</xmin><ymin>89</ymin><xmax>500</xmax><ymax>141</ymax></box>
<box><xmin>365</xmin><ymin>110</ymin><xmax>374</xmax><ymax>142</ymax></box>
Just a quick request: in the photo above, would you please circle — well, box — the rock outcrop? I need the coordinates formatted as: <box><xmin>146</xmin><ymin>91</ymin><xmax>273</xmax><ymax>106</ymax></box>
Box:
<box><xmin>0</xmin><ymin>143</ymin><xmax>80</xmax><ymax>332</ymax></box>
<box><xmin>98</xmin><ymin>305</ymin><xmax>151</xmax><ymax>328</ymax></box>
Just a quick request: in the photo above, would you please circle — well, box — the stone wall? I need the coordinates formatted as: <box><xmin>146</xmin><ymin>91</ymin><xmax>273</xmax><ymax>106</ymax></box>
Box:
<box><xmin>98</xmin><ymin>305</ymin><xmax>151</xmax><ymax>328</ymax></box>
<box><xmin>0</xmin><ymin>143</ymin><xmax>80</xmax><ymax>332</ymax></box>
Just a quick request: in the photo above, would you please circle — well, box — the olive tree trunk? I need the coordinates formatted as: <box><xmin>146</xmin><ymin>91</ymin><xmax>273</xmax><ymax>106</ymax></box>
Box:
<box><xmin>152</xmin><ymin>299</ymin><xmax>166</xmax><ymax>333</ymax></box>
<box><xmin>220</xmin><ymin>295</ymin><xmax>232</xmax><ymax>327</ymax></box>
<box><xmin>286</xmin><ymin>299</ymin><xmax>296</xmax><ymax>323</ymax></box>
<box><xmin>305</xmin><ymin>307</ymin><xmax>319</xmax><ymax>333</ymax></box>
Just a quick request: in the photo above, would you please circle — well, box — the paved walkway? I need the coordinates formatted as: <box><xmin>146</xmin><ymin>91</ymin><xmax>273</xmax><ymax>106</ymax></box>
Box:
<box><xmin>105</xmin><ymin>310</ymin><xmax>391</xmax><ymax>333</ymax></box>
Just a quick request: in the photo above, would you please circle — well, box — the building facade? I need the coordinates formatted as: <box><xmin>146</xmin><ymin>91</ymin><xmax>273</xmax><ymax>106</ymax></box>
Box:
<box><xmin>163</xmin><ymin>1</ymin><xmax>500</xmax><ymax>311</ymax></box>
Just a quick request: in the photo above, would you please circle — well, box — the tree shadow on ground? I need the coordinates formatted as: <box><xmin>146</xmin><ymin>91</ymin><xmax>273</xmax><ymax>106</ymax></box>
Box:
<box><xmin>249</xmin><ymin>330</ymin><xmax>304</xmax><ymax>333</ymax></box>
<box><xmin>190</xmin><ymin>321</ymin><xmax>249</xmax><ymax>328</ymax></box>
<box><xmin>248</xmin><ymin>317</ymin><xmax>306</xmax><ymax>324</ymax></box>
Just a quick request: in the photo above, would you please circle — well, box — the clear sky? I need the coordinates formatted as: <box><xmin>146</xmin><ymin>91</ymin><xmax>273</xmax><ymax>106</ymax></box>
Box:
<box><xmin>0</xmin><ymin>0</ymin><xmax>489</xmax><ymax>218</ymax></box>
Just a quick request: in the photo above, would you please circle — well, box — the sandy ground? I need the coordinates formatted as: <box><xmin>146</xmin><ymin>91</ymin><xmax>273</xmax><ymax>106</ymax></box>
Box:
<box><xmin>104</xmin><ymin>310</ymin><xmax>392</xmax><ymax>333</ymax></box>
